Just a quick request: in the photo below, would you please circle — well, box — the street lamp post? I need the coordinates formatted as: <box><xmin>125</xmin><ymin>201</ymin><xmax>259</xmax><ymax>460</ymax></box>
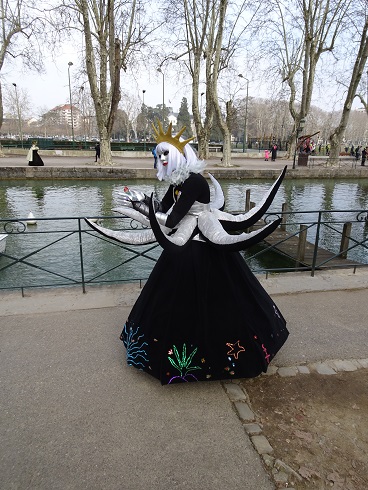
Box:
<box><xmin>12</xmin><ymin>83</ymin><xmax>23</xmax><ymax>148</ymax></box>
<box><xmin>238</xmin><ymin>74</ymin><xmax>249</xmax><ymax>153</ymax></box>
<box><xmin>142</xmin><ymin>89</ymin><xmax>146</xmax><ymax>152</ymax></box>
<box><xmin>68</xmin><ymin>62</ymin><xmax>75</xmax><ymax>146</ymax></box>
<box><xmin>292</xmin><ymin>117</ymin><xmax>306</xmax><ymax>169</ymax></box>
<box><xmin>157</xmin><ymin>68</ymin><xmax>165</xmax><ymax>123</ymax></box>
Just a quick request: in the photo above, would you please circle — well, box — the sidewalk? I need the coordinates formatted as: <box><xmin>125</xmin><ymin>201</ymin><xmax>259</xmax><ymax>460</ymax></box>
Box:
<box><xmin>2</xmin><ymin>151</ymin><xmax>367</xmax><ymax>180</ymax></box>
<box><xmin>1</xmin><ymin>153</ymin><xmax>367</xmax><ymax>488</ymax></box>
<box><xmin>0</xmin><ymin>151</ymin><xmax>289</xmax><ymax>171</ymax></box>
<box><xmin>1</xmin><ymin>269</ymin><xmax>367</xmax><ymax>489</ymax></box>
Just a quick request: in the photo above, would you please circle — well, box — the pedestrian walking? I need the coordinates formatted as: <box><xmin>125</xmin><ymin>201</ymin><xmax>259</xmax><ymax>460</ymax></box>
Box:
<box><xmin>27</xmin><ymin>141</ymin><xmax>44</xmax><ymax>166</ymax></box>
<box><xmin>361</xmin><ymin>147</ymin><xmax>367</xmax><ymax>166</ymax></box>
<box><xmin>271</xmin><ymin>144</ymin><xmax>278</xmax><ymax>161</ymax></box>
<box><xmin>264</xmin><ymin>149</ymin><xmax>269</xmax><ymax>161</ymax></box>
<box><xmin>95</xmin><ymin>142</ymin><xmax>100</xmax><ymax>162</ymax></box>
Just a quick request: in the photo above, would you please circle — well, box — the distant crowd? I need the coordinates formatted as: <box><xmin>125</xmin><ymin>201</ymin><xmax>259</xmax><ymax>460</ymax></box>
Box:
<box><xmin>347</xmin><ymin>145</ymin><xmax>367</xmax><ymax>166</ymax></box>
<box><xmin>296</xmin><ymin>138</ymin><xmax>366</xmax><ymax>166</ymax></box>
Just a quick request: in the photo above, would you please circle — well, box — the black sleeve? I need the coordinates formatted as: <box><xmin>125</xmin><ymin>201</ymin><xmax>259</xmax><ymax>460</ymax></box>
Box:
<box><xmin>160</xmin><ymin>185</ymin><xmax>175</xmax><ymax>213</ymax></box>
<box><xmin>165</xmin><ymin>174</ymin><xmax>210</xmax><ymax>229</ymax></box>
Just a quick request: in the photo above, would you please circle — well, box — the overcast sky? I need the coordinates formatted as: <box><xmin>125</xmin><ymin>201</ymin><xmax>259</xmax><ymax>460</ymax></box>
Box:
<box><xmin>6</xmin><ymin>42</ymin><xmax>364</xmax><ymax>119</ymax></box>
<box><xmin>7</xmin><ymin>46</ymin><xmax>189</xmax><ymax>117</ymax></box>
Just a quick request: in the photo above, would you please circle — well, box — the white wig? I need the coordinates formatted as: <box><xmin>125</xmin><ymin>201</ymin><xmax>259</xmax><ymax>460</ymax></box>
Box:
<box><xmin>155</xmin><ymin>141</ymin><xmax>206</xmax><ymax>185</ymax></box>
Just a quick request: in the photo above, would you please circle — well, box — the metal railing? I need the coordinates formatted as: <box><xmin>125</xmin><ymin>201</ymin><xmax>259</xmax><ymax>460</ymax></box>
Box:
<box><xmin>307</xmin><ymin>155</ymin><xmax>358</xmax><ymax>168</ymax></box>
<box><xmin>0</xmin><ymin>208</ymin><xmax>367</xmax><ymax>294</ymax></box>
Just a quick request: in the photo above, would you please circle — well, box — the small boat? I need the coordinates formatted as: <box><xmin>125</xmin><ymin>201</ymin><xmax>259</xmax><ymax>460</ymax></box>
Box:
<box><xmin>0</xmin><ymin>233</ymin><xmax>7</xmax><ymax>254</ymax></box>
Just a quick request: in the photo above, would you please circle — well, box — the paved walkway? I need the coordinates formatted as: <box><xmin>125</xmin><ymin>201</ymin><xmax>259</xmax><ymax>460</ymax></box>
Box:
<box><xmin>2</xmin><ymin>151</ymin><xmax>367</xmax><ymax>179</ymax></box>
<box><xmin>1</xmin><ymin>152</ymin><xmax>367</xmax><ymax>488</ymax></box>
<box><xmin>1</xmin><ymin>269</ymin><xmax>367</xmax><ymax>489</ymax></box>
<box><xmin>0</xmin><ymin>150</ymin><xmax>290</xmax><ymax>171</ymax></box>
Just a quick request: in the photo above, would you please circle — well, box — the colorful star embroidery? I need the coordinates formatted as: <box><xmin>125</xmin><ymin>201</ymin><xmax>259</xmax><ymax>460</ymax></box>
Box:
<box><xmin>226</xmin><ymin>340</ymin><xmax>245</xmax><ymax>359</ymax></box>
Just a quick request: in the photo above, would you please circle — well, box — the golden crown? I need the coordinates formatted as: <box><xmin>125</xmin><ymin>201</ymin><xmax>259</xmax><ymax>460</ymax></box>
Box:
<box><xmin>152</xmin><ymin>120</ymin><xmax>194</xmax><ymax>154</ymax></box>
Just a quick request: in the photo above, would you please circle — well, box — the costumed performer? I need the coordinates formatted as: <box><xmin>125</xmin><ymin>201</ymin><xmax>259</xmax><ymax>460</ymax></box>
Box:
<box><xmin>85</xmin><ymin>122</ymin><xmax>289</xmax><ymax>385</ymax></box>
<box><xmin>27</xmin><ymin>141</ymin><xmax>44</xmax><ymax>166</ymax></box>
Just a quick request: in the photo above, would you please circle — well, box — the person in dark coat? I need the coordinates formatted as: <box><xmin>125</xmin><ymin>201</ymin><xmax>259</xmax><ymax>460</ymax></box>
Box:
<box><xmin>271</xmin><ymin>144</ymin><xmax>278</xmax><ymax>161</ymax></box>
<box><xmin>361</xmin><ymin>147</ymin><xmax>367</xmax><ymax>166</ymax></box>
<box><xmin>95</xmin><ymin>143</ymin><xmax>101</xmax><ymax>162</ymax></box>
<box><xmin>27</xmin><ymin>141</ymin><xmax>44</xmax><ymax>166</ymax></box>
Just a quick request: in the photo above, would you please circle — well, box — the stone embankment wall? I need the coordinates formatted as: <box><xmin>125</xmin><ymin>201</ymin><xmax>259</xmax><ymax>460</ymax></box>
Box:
<box><xmin>1</xmin><ymin>166</ymin><xmax>367</xmax><ymax>180</ymax></box>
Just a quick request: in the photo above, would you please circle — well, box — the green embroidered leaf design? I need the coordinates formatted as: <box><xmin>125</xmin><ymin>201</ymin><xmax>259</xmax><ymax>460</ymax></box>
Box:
<box><xmin>168</xmin><ymin>343</ymin><xmax>201</xmax><ymax>377</ymax></box>
<box><xmin>168</xmin><ymin>356</ymin><xmax>181</xmax><ymax>372</ymax></box>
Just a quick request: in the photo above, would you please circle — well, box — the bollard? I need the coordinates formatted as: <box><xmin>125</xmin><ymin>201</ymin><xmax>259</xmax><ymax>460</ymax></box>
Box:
<box><xmin>296</xmin><ymin>224</ymin><xmax>307</xmax><ymax>263</ymax></box>
<box><xmin>245</xmin><ymin>189</ymin><xmax>251</xmax><ymax>212</ymax></box>
<box><xmin>339</xmin><ymin>222</ymin><xmax>352</xmax><ymax>259</ymax></box>
<box><xmin>245</xmin><ymin>202</ymin><xmax>255</xmax><ymax>233</ymax></box>
<box><xmin>280</xmin><ymin>203</ymin><xmax>288</xmax><ymax>231</ymax></box>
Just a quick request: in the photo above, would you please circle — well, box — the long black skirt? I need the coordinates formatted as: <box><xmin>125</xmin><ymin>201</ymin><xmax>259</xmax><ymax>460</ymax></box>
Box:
<box><xmin>120</xmin><ymin>241</ymin><xmax>288</xmax><ymax>384</ymax></box>
<box><xmin>28</xmin><ymin>150</ymin><xmax>44</xmax><ymax>166</ymax></box>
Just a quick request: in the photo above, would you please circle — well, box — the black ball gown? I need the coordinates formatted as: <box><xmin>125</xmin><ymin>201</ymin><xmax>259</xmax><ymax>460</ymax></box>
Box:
<box><xmin>28</xmin><ymin>148</ymin><xmax>44</xmax><ymax>166</ymax></box>
<box><xmin>119</xmin><ymin>173</ymin><xmax>288</xmax><ymax>384</ymax></box>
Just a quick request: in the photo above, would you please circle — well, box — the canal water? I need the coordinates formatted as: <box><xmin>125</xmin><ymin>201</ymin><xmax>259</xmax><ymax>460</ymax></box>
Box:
<box><xmin>0</xmin><ymin>178</ymin><xmax>367</xmax><ymax>289</ymax></box>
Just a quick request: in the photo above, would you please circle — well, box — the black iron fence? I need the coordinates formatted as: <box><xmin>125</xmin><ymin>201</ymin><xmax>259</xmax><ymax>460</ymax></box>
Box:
<box><xmin>0</xmin><ymin>209</ymin><xmax>367</xmax><ymax>294</ymax></box>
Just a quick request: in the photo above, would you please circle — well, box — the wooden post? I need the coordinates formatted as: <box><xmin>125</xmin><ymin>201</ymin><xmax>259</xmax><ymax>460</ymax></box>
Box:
<box><xmin>280</xmin><ymin>202</ymin><xmax>288</xmax><ymax>231</ymax></box>
<box><xmin>245</xmin><ymin>189</ymin><xmax>251</xmax><ymax>212</ymax></box>
<box><xmin>339</xmin><ymin>222</ymin><xmax>352</xmax><ymax>259</ymax></box>
<box><xmin>245</xmin><ymin>202</ymin><xmax>255</xmax><ymax>233</ymax></box>
<box><xmin>296</xmin><ymin>224</ymin><xmax>307</xmax><ymax>263</ymax></box>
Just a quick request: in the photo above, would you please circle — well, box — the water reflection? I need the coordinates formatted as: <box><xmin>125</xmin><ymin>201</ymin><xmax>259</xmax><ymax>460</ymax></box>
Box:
<box><xmin>0</xmin><ymin>178</ymin><xmax>367</xmax><ymax>289</ymax></box>
<box><xmin>1</xmin><ymin>177</ymin><xmax>368</xmax><ymax>218</ymax></box>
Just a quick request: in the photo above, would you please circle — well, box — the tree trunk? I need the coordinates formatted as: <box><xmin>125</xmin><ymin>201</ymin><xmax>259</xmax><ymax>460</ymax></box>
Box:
<box><xmin>208</xmin><ymin>0</ymin><xmax>232</xmax><ymax>166</ymax></box>
<box><xmin>221</xmin><ymin>127</ymin><xmax>232</xmax><ymax>166</ymax></box>
<box><xmin>197</xmin><ymin>128</ymin><xmax>210</xmax><ymax>160</ymax></box>
<box><xmin>100</xmin><ymin>131</ymin><xmax>111</xmax><ymax>164</ymax></box>
<box><xmin>329</xmin><ymin>19</ymin><xmax>368</xmax><ymax>164</ymax></box>
<box><xmin>329</xmin><ymin>132</ymin><xmax>340</xmax><ymax>164</ymax></box>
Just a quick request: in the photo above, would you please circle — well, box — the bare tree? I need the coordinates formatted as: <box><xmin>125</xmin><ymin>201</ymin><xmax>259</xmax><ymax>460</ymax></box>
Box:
<box><xmin>56</xmin><ymin>0</ymin><xmax>157</xmax><ymax>165</ymax></box>
<box><xmin>261</xmin><ymin>0</ymin><xmax>351</xmax><ymax>158</ymax></box>
<box><xmin>0</xmin><ymin>0</ymin><xmax>46</xmax><ymax>150</ymax></box>
<box><xmin>3</xmin><ymin>83</ymin><xmax>30</xmax><ymax>140</ymax></box>
<box><xmin>329</xmin><ymin>8</ymin><xmax>368</xmax><ymax>162</ymax></box>
<box><xmin>163</xmin><ymin>0</ymin><xmax>259</xmax><ymax>165</ymax></box>
<box><xmin>355</xmin><ymin>89</ymin><xmax>368</xmax><ymax>115</ymax></box>
<box><xmin>118</xmin><ymin>92</ymin><xmax>141</xmax><ymax>141</ymax></box>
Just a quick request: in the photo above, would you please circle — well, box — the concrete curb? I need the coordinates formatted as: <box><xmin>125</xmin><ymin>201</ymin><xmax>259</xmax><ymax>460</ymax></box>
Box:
<box><xmin>258</xmin><ymin>268</ymin><xmax>368</xmax><ymax>296</ymax></box>
<box><xmin>0</xmin><ymin>269</ymin><xmax>366</xmax><ymax>317</ymax></box>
